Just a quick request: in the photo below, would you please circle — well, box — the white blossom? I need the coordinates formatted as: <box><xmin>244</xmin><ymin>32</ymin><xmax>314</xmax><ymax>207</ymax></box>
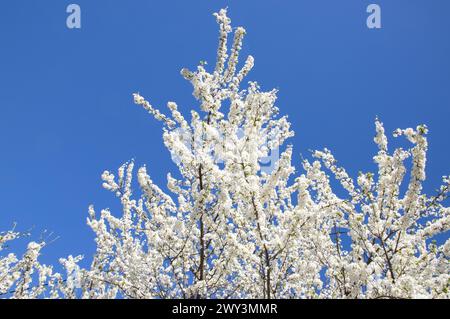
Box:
<box><xmin>1</xmin><ymin>9</ymin><xmax>448</xmax><ymax>300</ymax></box>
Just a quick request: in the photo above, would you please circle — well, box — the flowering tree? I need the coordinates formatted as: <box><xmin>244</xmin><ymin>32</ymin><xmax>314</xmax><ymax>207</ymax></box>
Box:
<box><xmin>310</xmin><ymin>122</ymin><xmax>450</xmax><ymax>298</ymax></box>
<box><xmin>1</xmin><ymin>9</ymin><xmax>449</xmax><ymax>299</ymax></box>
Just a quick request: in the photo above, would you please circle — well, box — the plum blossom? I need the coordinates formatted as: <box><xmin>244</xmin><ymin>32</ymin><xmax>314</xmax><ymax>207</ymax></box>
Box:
<box><xmin>1</xmin><ymin>8</ymin><xmax>448</xmax><ymax>299</ymax></box>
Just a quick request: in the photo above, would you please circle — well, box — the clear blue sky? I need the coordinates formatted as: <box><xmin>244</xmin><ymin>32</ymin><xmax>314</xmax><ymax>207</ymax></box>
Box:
<box><xmin>1</xmin><ymin>0</ymin><xmax>449</xmax><ymax>266</ymax></box>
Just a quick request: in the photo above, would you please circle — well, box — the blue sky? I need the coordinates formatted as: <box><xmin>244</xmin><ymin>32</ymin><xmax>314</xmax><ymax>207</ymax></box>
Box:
<box><xmin>0</xmin><ymin>0</ymin><xmax>449</xmax><ymax>266</ymax></box>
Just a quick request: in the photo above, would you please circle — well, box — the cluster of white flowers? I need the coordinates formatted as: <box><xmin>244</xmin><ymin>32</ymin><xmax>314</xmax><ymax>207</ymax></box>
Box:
<box><xmin>1</xmin><ymin>8</ymin><xmax>448</xmax><ymax>299</ymax></box>
<box><xmin>0</xmin><ymin>230</ymin><xmax>65</xmax><ymax>298</ymax></box>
